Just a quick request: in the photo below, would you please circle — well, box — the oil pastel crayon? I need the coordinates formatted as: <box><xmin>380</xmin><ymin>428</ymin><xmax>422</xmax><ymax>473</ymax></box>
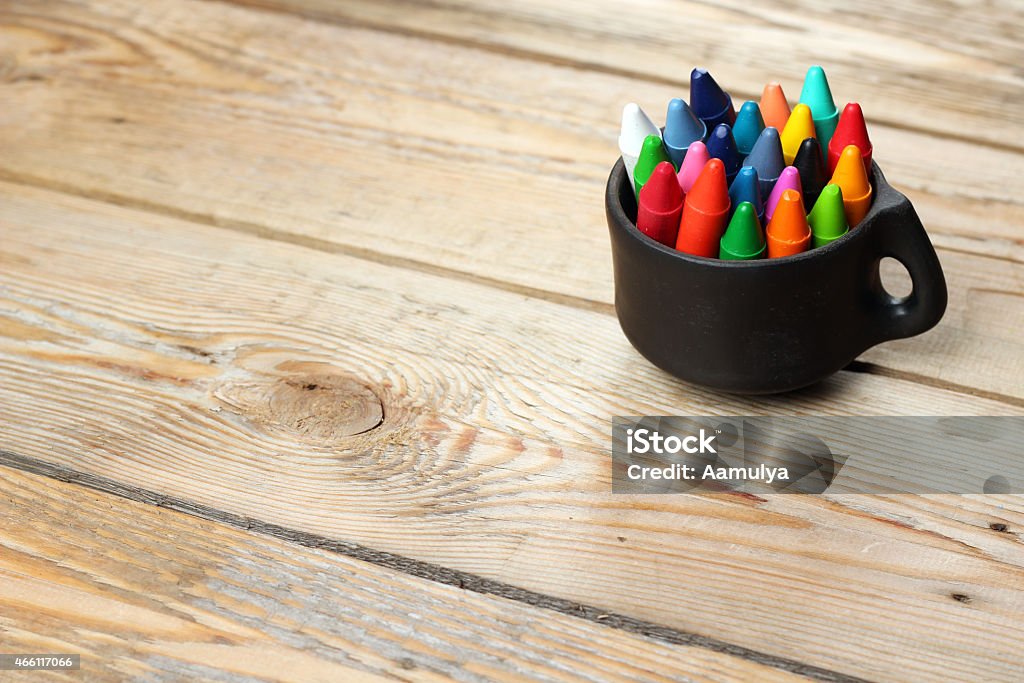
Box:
<box><xmin>633</xmin><ymin>134</ymin><xmax>671</xmax><ymax>199</ymax></box>
<box><xmin>719</xmin><ymin>202</ymin><xmax>765</xmax><ymax>260</ymax></box>
<box><xmin>807</xmin><ymin>184</ymin><xmax>849</xmax><ymax>248</ymax></box>
<box><xmin>764</xmin><ymin>166</ymin><xmax>802</xmax><ymax>223</ymax></box>
<box><xmin>676</xmin><ymin>140</ymin><xmax>710</xmax><ymax>195</ymax></box>
<box><xmin>792</xmin><ymin>137</ymin><xmax>828</xmax><ymax>211</ymax></box>
<box><xmin>766</xmin><ymin>189</ymin><xmax>811</xmax><ymax>258</ymax></box>
<box><xmin>728</xmin><ymin>166</ymin><xmax>765</xmax><ymax>227</ymax></box>
<box><xmin>829</xmin><ymin>145</ymin><xmax>873</xmax><ymax>227</ymax></box>
<box><xmin>676</xmin><ymin>158</ymin><xmax>731</xmax><ymax>258</ymax></box>
<box><xmin>798</xmin><ymin>66</ymin><xmax>839</xmax><ymax>154</ymax></box>
<box><xmin>690</xmin><ymin>68</ymin><xmax>736</xmax><ymax>131</ymax></box>
<box><xmin>619</xmin><ymin>103</ymin><xmax>662</xmax><ymax>187</ymax></box>
<box><xmin>743</xmin><ymin>127</ymin><xmax>785</xmax><ymax>199</ymax></box>
<box><xmin>706</xmin><ymin>123</ymin><xmax>742</xmax><ymax>184</ymax></box>
<box><xmin>637</xmin><ymin>162</ymin><xmax>685</xmax><ymax>247</ymax></box>
<box><xmin>733</xmin><ymin>101</ymin><xmax>765</xmax><ymax>157</ymax></box>
<box><xmin>828</xmin><ymin>103</ymin><xmax>872</xmax><ymax>174</ymax></box>
<box><xmin>663</xmin><ymin>98</ymin><xmax>706</xmax><ymax>169</ymax></box>
<box><xmin>780</xmin><ymin>103</ymin><xmax>816</xmax><ymax>165</ymax></box>
<box><xmin>759</xmin><ymin>82</ymin><xmax>791</xmax><ymax>131</ymax></box>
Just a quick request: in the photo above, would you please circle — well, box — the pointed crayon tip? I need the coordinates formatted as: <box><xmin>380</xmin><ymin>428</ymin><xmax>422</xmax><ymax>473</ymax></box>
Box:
<box><xmin>793</xmin><ymin>137</ymin><xmax>828</xmax><ymax>210</ymax></box>
<box><xmin>686</xmin><ymin>158</ymin><xmax>730</xmax><ymax>213</ymax></box>
<box><xmin>637</xmin><ymin>162</ymin><xmax>685</xmax><ymax>246</ymax></box>
<box><xmin>808</xmin><ymin>184</ymin><xmax>849</xmax><ymax>247</ymax></box>
<box><xmin>781</xmin><ymin>103</ymin><xmax>816</xmax><ymax>165</ymax></box>
<box><xmin>798</xmin><ymin>65</ymin><xmax>839</xmax><ymax>152</ymax></box>
<box><xmin>766</xmin><ymin>189</ymin><xmax>811</xmax><ymax>258</ymax></box>
<box><xmin>765</xmin><ymin>166</ymin><xmax>803</xmax><ymax>223</ymax></box>
<box><xmin>743</xmin><ymin>127</ymin><xmax>785</xmax><ymax>197</ymax></box>
<box><xmin>720</xmin><ymin>202</ymin><xmax>765</xmax><ymax>260</ymax></box>
<box><xmin>706</xmin><ymin>123</ymin><xmax>742</xmax><ymax>181</ymax></box>
<box><xmin>633</xmin><ymin>134</ymin><xmax>671</xmax><ymax>198</ymax></box>
<box><xmin>619</xmin><ymin>103</ymin><xmax>661</xmax><ymax>186</ymax></box>
<box><xmin>728</xmin><ymin>166</ymin><xmax>764</xmax><ymax>222</ymax></box>
<box><xmin>676</xmin><ymin>140</ymin><xmax>710</xmax><ymax>195</ymax></box>
<box><xmin>828</xmin><ymin>102</ymin><xmax>872</xmax><ymax>173</ymax></box>
<box><xmin>759</xmin><ymin>82</ymin><xmax>791</xmax><ymax>131</ymax></box>
<box><xmin>830</xmin><ymin>144</ymin><xmax>873</xmax><ymax>227</ymax></box>
<box><xmin>675</xmin><ymin>158</ymin><xmax>731</xmax><ymax>257</ymax></box>
<box><xmin>690</xmin><ymin>68</ymin><xmax>736</xmax><ymax>129</ymax></box>
<box><xmin>664</xmin><ymin>98</ymin><xmax>706</xmax><ymax>168</ymax></box>
<box><xmin>733</xmin><ymin>101</ymin><xmax>765</xmax><ymax>157</ymax></box>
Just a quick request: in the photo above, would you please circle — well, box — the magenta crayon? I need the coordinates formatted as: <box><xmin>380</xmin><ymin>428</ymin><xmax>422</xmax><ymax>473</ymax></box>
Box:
<box><xmin>764</xmin><ymin>166</ymin><xmax>802</xmax><ymax>223</ymax></box>
<box><xmin>676</xmin><ymin>140</ymin><xmax>710</xmax><ymax>195</ymax></box>
<box><xmin>690</xmin><ymin>68</ymin><xmax>736</xmax><ymax>131</ymax></box>
<box><xmin>636</xmin><ymin>162</ymin><xmax>685</xmax><ymax>247</ymax></box>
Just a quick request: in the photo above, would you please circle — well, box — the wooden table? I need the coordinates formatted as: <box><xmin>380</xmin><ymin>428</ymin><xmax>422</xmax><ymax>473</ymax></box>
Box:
<box><xmin>2</xmin><ymin>1</ymin><xmax>1022</xmax><ymax>681</ymax></box>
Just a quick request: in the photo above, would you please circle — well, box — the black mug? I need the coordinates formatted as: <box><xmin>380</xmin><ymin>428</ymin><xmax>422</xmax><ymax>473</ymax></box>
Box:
<box><xmin>605</xmin><ymin>158</ymin><xmax>947</xmax><ymax>394</ymax></box>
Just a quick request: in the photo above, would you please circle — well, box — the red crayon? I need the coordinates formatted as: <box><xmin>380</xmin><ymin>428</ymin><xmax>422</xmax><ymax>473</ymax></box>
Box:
<box><xmin>828</xmin><ymin>103</ymin><xmax>873</xmax><ymax>174</ymax></box>
<box><xmin>675</xmin><ymin>158</ymin><xmax>731</xmax><ymax>258</ymax></box>
<box><xmin>636</xmin><ymin>162</ymin><xmax>684</xmax><ymax>246</ymax></box>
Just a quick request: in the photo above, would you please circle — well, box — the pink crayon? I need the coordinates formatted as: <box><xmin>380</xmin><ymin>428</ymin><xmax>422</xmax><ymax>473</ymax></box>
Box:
<box><xmin>765</xmin><ymin>166</ymin><xmax>803</xmax><ymax>223</ymax></box>
<box><xmin>676</xmin><ymin>141</ymin><xmax>710</xmax><ymax>196</ymax></box>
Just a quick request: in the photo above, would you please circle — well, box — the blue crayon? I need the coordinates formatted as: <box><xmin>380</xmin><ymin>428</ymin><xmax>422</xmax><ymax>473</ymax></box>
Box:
<box><xmin>742</xmin><ymin>127</ymin><xmax>786</xmax><ymax>199</ymax></box>
<box><xmin>705</xmin><ymin>124</ymin><xmax>742</xmax><ymax>184</ymax></box>
<box><xmin>728</xmin><ymin>166</ymin><xmax>765</xmax><ymax>226</ymax></box>
<box><xmin>690</xmin><ymin>68</ymin><xmax>736</xmax><ymax>131</ymax></box>
<box><xmin>733</xmin><ymin>101</ymin><xmax>765</xmax><ymax>157</ymax></box>
<box><xmin>663</xmin><ymin>98</ymin><xmax>707</xmax><ymax>169</ymax></box>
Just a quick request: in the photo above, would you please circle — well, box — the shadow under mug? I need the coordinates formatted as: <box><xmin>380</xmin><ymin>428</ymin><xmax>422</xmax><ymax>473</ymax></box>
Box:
<box><xmin>605</xmin><ymin>158</ymin><xmax>947</xmax><ymax>394</ymax></box>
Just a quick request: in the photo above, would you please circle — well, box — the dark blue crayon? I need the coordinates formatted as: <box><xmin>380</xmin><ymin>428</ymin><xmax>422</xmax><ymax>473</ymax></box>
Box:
<box><xmin>663</xmin><ymin>98</ymin><xmax>707</xmax><ymax>169</ymax></box>
<box><xmin>792</xmin><ymin>137</ymin><xmax>829</xmax><ymax>212</ymax></box>
<box><xmin>732</xmin><ymin>101</ymin><xmax>765</xmax><ymax>157</ymax></box>
<box><xmin>728</xmin><ymin>166</ymin><xmax>765</xmax><ymax>226</ymax></box>
<box><xmin>705</xmin><ymin>123</ymin><xmax>742</xmax><ymax>184</ymax></box>
<box><xmin>690</xmin><ymin>68</ymin><xmax>736</xmax><ymax>131</ymax></box>
<box><xmin>742</xmin><ymin>127</ymin><xmax>785</xmax><ymax>199</ymax></box>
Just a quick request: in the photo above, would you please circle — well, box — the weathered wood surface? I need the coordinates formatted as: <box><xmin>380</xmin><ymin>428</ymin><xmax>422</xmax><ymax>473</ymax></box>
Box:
<box><xmin>1</xmin><ymin>465</ymin><xmax>812</xmax><ymax>683</ymax></box>
<box><xmin>1</xmin><ymin>182</ymin><xmax>1023</xmax><ymax>682</ymax></box>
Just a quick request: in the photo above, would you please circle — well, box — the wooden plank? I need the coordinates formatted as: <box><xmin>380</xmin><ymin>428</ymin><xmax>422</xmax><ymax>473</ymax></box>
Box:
<box><xmin>0</xmin><ymin>0</ymin><xmax>1021</xmax><ymax>397</ymax></box>
<box><xmin>225</xmin><ymin>0</ymin><xmax>1024</xmax><ymax>150</ymax></box>
<box><xmin>0</xmin><ymin>466</ymin><xmax>809</xmax><ymax>683</ymax></box>
<box><xmin>0</xmin><ymin>181</ymin><xmax>1022</xmax><ymax>682</ymax></box>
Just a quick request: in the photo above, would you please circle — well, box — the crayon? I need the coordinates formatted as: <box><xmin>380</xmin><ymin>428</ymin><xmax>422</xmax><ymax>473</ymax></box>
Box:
<box><xmin>733</xmin><ymin>101</ymin><xmax>765</xmax><ymax>157</ymax></box>
<box><xmin>675</xmin><ymin>158</ymin><xmax>731</xmax><ymax>258</ymax></box>
<box><xmin>636</xmin><ymin>161</ymin><xmax>685</xmax><ymax>247</ymax></box>
<box><xmin>798</xmin><ymin>66</ymin><xmax>839</xmax><ymax>154</ymax></box>
<box><xmin>765</xmin><ymin>166</ymin><xmax>802</xmax><ymax>224</ymax></box>
<box><xmin>759</xmin><ymin>82</ymin><xmax>791</xmax><ymax>131</ymax></box>
<box><xmin>766</xmin><ymin>189</ymin><xmax>811</xmax><ymax>258</ymax></box>
<box><xmin>780</xmin><ymin>103</ymin><xmax>816</xmax><ymax>165</ymax></box>
<box><xmin>743</xmin><ymin>127</ymin><xmax>785</xmax><ymax>199</ymax></box>
<box><xmin>676</xmin><ymin>140</ymin><xmax>710</xmax><ymax>195</ymax></box>
<box><xmin>728</xmin><ymin>166</ymin><xmax>765</xmax><ymax>227</ymax></box>
<box><xmin>690</xmin><ymin>68</ymin><xmax>736</xmax><ymax>131</ymax></box>
<box><xmin>807</xmin><ymin>184</ymin><xmax>849</xmax><ymax>248</ymax></box>
<box><xmin>619</xmin><ymin>103</ymin><xmax>662</xmax><ymax>187</ymax></box>
<box><xmin>663</xmin><ymin>98</ymin><xmax>706</xmax><ymax>169</ymax></box>
<box><xmin>792</xmin><ymin>137</ymin><xmax>828</xmax><ymax>211</ymax></box>
<box><xmin>828</xmin><ymin>103</ymin><xmax>872</xmax><ymax>174</ymax></box>
<box><xmin>829</xmin><ymin>144</ymin><xmax>873</xmax><ymax>227</ymax></box>
<box><xmin>633</xmin><ymin>134</ymin><xmax>671</xmax><ymax>199</ymax></box>
<box><xmin>719</xmin><ymin>202</ymin><xmax>765</xmax><ymax>260</ymax></box>
<box><xmin>706</xmin><ymin>123</ymin><xmax>743</xmax><ymax>184</ymax></box>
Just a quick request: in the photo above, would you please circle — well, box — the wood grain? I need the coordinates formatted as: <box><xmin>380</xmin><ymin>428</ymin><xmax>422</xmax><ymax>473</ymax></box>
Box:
<box><xmin>1</xmin><ymin>181</ymin><xmax>1022</xmax><ymax>681</ymax></box>
<box><xmin>0</xmin><ymin>0</ymin><xmax>1021</xmax><ymax>398</ymax></box>
<box><xmin>0</xmin><ymin>465</ymin><xmax>813</xmax><ymax>683</ymax></box>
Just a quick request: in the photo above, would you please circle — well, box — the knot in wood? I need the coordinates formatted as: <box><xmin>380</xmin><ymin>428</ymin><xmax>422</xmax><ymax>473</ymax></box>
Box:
<box><xmin>269</xmin><ymin>374</ymin><xmax>383</xmax><ymax>439</ymax></box>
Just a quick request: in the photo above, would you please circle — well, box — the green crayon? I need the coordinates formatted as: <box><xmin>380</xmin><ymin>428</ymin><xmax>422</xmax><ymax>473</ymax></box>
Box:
<box><xmin>633</xmin><ymin>135</ymin><xmax>671</xmax><ymax>198</ymax></box>
<box><xmin>808</xmin><ymin>184</ymin><xmax>849</xmax><ymax>248</ymax></box>
<box><xmin>719</xmin><ymin>202</ymin><xmax>765</xmax><ymax>260</ymax></box>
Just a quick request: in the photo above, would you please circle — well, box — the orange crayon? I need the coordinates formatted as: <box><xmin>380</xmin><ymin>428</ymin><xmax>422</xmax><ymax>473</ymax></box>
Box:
<box><xmin>829</xmin><ymin>145</ymin><xmax>873</xmax><ymax>227</ymax></box>
<box><xmin>760</xmin><ymin>82</ymin><xmax>791</xmax><ymax>131</ymax></box>
<box><xmin>675</xmin><ymin>158</ymin><xmax>731</xmax><ymax>258</ymax></box>
<box><xmin>765</xmin><ymin>189</ymin><xmax>811</xmax><ymax>258</ymax></box>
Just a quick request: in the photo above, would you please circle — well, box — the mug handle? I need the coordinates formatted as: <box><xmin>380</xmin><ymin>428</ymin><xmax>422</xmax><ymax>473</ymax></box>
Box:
<box><xmin>866</xmin><ymin>192</ymin><xmax>948</xmax><ymax>343</ymax></box>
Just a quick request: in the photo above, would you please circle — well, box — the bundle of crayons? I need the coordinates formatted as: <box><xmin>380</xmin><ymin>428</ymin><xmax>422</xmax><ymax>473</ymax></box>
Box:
<box><xmin>618</xmin><ymin>66</ymin><xmax>873</xmax><ymax>260</ymax></box>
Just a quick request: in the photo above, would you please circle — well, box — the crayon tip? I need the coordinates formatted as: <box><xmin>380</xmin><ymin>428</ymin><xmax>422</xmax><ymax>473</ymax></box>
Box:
<box><xmin>798</xmin><ymin>66</ymin><xmax>839</xmax><ymax>151</ymax></box>
<box><xmin>675</xmin><ymin>158</ymin><xmax>731</xmax><ymax>257</ymax></box>
<box><xmin>743</xmin><ymin>127</ymin><xmax>785</xmax><ymax>197</ymax></box>
<box><xmin>759</xmin><ymin>82</ymin><xmax>791</xmax><ymax>131</ymax></box>
<box><xmin>619</xmin><ymin>103</ymin><xmax>661</xmax><ymax>186</ymax></box>
<box><xmin>664</xmin><ymin>98</ymin><xmax>707</xmax><ymax>168</ymax></box>
<box><xmin>637</xmin><ymin>162</ymin><xmax>685</xmax><ymax>246</ymax></box>
<box><xmin>633</xmin><ymin>134</ymin><xmax>671</xmax><ymax>198</ymax></box>
<box><xmin>676</xmin><ymin>140</ymin><xmax>710</xmax><ymax>195</ymax></box>
<box><xmin>765</xmin><ymin>166</ymin><xmax>803</xmax><ymax>223</ymax></box>
<box><xmin>828</xmin><ymin>102</ymin><xmax>872</xmax><ymax>173</ymax></box>
<box><xmin>808</xmin><ymin>184</ymin><xmax>849</xmax><ymax>248</ymax></box>
<box><xmin>706</xmin><ymin>123</ymin><xmax>742</xmax><ymax>181</ymax></box>
<box><xmin>792</xmin><ymin>137</ymin><xmax>828</xmax><ymax>210</ymax></box>
<box><xmin>686</xmin><ymin>157</ymin><xmax>730</xmax><ymax>213</ymax></box>
<box><xmin>690</xmin><ymin>68</ymin><xmax>736</xmax><ymax>128</ymax></box>
<box><xmin>829</xmin><ymin>144</ymin><xmax>873</xmax><ymax>227</ymax></box>
<box><xmin>733</xmin><ymin>101</ymin><xmax>765</xmax><ymax>157</ymax></box>
<box><xmin>728</xmin><ymin>166</ymin><xmax>764</xmax><ymax>221</ymax></box>
<box><xmin>720</xmin><ymin>202</ymin><xmax>765</xmax><ymax>260</ymax></box>
<box><xmin>780</xmin><ymin>103</ymin><xmax>816</xmax><ymax>165</ymax></box>
<box><xmin>766</xmin><ymin>189</ymin><xmax>811</xmax><ymax>258</ymax></box>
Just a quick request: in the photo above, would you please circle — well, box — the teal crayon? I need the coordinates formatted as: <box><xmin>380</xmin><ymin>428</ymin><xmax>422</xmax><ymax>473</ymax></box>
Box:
<box><xmin>799</xmin><ymin>66</ymin><xmax>839</xmax><ymax>156</ymax></box>
<box><xmin>732</xmin><ymin>101</ymin><xmax>765</xmax><ymax>157</ymax></box>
